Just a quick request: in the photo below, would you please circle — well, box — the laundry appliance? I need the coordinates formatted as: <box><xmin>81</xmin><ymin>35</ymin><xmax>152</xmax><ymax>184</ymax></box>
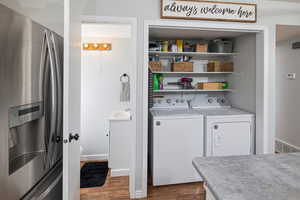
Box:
<box><xmin>149</xmin><ymin>98</ymin><xmax>204</xmax><ymax>186</ymax></box>
<box><xmin>192</xmin><ymin>95</ymin><xmax>255</xmax><ymax>157</ymax></box>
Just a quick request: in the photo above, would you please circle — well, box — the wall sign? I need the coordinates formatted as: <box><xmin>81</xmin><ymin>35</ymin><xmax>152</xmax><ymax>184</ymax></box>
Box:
<box><xmin>161</xmin><ymin>0</ymin><xmax>257</xmax><ymax>23</ymax></box>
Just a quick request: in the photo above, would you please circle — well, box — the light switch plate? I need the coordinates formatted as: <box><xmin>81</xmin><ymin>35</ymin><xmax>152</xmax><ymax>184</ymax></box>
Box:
<box><xmin>287</xmin><ymin>73</ymin><xmax>296</xmax><ymax>80</ymax></box>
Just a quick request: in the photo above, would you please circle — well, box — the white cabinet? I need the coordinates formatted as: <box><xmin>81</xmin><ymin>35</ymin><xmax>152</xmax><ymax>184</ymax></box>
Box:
<box><xmin>151</xmin><ymin>116</ymin><xmax>204</xmax><ymax>186</ymax></box>
<box><xmin>109</xmin><ymin>120</ymin><xmax>132</xmax><ymax>177</ymax></box>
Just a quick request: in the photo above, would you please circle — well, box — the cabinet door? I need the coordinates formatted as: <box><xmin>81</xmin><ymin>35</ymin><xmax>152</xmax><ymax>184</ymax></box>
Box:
<box><xmin>153</xmin><ymin>118</ymin><xmax>203</xmax><ymax>185</ymax></box>
<box><xmin>212</xmin><ymin>122</ymin><xmax>251</xmax><ymax>156</ymax></box>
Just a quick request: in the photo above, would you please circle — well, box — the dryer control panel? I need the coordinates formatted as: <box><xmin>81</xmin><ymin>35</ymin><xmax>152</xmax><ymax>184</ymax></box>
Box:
<box><xmin>191</xmin><ymin>95</ymin><xmax>231</xmax><ymax>109</ymax></box>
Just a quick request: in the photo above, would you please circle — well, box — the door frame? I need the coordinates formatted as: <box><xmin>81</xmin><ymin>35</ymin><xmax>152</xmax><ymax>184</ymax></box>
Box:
<box><xmin>80</xmin><ymin>15</ymin><xmax>138</xmax><ymax>199</ymax></box>
<box><xmin>142</xmin><ymin>20</ymin><xmax>273</xmax><ymax>197</ymax></box>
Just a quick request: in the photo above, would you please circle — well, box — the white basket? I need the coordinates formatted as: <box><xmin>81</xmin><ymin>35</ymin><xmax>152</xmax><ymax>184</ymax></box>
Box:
<box><xmin>192</xmin><ymin>60</ymin><xmax>209</xmax><ymax>72</ymax></box>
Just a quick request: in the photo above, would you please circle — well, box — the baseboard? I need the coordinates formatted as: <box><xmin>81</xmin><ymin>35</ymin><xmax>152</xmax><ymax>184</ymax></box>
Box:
<box><xmin>110</xmin><ymin>168</ymin><xmax>130</xmax><ymax>177</ymax></box>
<box><xmin>132</xmin><ymin>190</ymin><xmax>147</xmax><ymax>199</ymax></box>
<box><xmin>80</xmin><ymin>154</ymin><xmax>108</xmax><ymax>162</ymax></box>
<box><xmin>275</xmin><ymin>139</ymin><xmax>300</xmax><ymax>153</ymax></box>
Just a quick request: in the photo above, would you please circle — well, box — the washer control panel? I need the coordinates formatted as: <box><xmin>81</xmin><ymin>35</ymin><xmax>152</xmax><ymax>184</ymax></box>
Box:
<box><xmin>153</xmin><ymin>98</ymin><xmax>189</xmax><ymax>109</ymax></box>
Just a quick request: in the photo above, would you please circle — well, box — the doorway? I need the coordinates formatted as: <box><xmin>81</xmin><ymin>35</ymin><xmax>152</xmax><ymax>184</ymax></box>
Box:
<box><xmin>275</xmin><ymin>25</ymin><xmax>300</xmax><ymax>153</ymax></box>
<box><xmin>79</xmin><ymin>16</ymin><xmax>137</xmax><ymax>199</ymax></box>
<box><xmin>142</xmin><ymin>20</ymin><xmax>271</xmax><ymax>197</ymax></box>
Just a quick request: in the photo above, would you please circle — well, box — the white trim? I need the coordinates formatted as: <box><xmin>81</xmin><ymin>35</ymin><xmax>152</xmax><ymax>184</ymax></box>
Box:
<box><xmin>80</xmin><ymin>154</ymin><xmax>108</xmax><ymax>161</ymax></box>
<box><xmin>142</xmin><ymin>20</ymin><xmax>273</xmax><ymax>198</ymax></box>
<box><xmin>110</xmin><ymin>169</ymin><xmax>130</xmax><ymax>177</ymax></box>
<box><xmin>80</xmin><ymin>15</ymin><xmax>137</xmax><ymax>200</ymax></box>
<box><xmin>133</xmin><ymin>190</ymin><xmax>147</xmax><ymax>199</ymax></box>
<box><xmin>275</xmin><ymin>138</ymin><xmax>300</xmax><ymax>152</ymax></box>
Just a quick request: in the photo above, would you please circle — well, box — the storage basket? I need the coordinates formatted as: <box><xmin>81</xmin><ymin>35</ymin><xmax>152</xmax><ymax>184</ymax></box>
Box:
<box><xmin>171</xmin><ymin>62</ymin><xmax>193</xmax><ymax>72</ymax></box>
<box><xmin>207</xmin><ymin>61</ymin><xmax>234</xmax><ymax>72</ymax></box>
<box><xmin>196</xmin><ymin>42</ymin><xmax>208</xmax><ymax>52</ymax></box>
<box><xmin>197</xmin><ymin>82</ymin><xmax>223</xmax><ymax>90</ymax></box>
<box><xmin>149</xmin><ymin>61</ymin><xmax>162</xmax><ymax>72</ymax></box>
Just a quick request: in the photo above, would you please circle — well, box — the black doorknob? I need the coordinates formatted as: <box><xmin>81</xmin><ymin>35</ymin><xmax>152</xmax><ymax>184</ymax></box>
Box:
<box><xmin>56</xmin><ymin>136</ymin><xmax>63</xmax><ymax>143</ymax></box>
<box><xmin>69</xmin><ymin>133</ymin><xmax>80</xmax><ymax>142</ymax></box>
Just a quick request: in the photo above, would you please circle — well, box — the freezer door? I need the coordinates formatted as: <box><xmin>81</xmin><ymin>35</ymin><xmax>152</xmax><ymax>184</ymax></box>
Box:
<box><xmin>22</xmin><ymin>161</ymin><xmax>62</xmax><ymax>200</ymax></box>
<box><xmin>211</xmin><ymin>122</ymin><xmax>251</xmax><ymax>156</ymax></box>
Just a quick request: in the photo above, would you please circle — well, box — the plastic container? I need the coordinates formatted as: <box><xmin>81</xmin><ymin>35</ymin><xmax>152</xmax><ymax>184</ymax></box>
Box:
<box><xmin>192</xmin><ymin>60</ymin><xmax>208</xmax><ymax>72</ymax></box>
<box><xmin>209</xmin><ymin>39</ymin><xmax>233</xmax><ymax>53</ymax></box>
<box><xmin>153</xmin><ymin>74</ymin><xmax>160</xmax><ymax>90</ymax></box>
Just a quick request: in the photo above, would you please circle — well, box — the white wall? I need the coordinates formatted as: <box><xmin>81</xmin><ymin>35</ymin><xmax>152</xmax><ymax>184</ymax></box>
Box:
<box><xmin>81</xmin><ymin>26</ymin><xmax>134</xmax><ymax>159</ymax></box>
<box><xmin>227</xmin><ymin>34</ymin><xmax>257</xmax><ymax>113</ymax></box>
<box><xmin>0</xmin><ymin>0</ymin><xmax>64</xmax><ymax>35</ymax></box>
<box><xmin>276</xmin><ymin>39</ymin><xmax>300</xmax><ymax>149</ymax></box>
<box><xmin>80</xmin><ymin>0</ymin><xmax>300</xmax><ymax>197</ymax></box>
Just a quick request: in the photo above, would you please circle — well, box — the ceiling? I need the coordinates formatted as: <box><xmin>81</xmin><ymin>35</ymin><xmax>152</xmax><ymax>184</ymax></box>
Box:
<box><xmin>277</xmin><ymin>25</ymin><xmax>300</xmax><ymax>42</ymax></box>
<box><xmin>149</xmin><ymin>27</ymin><xmax>256</xmax><ymax>40</ymax></box>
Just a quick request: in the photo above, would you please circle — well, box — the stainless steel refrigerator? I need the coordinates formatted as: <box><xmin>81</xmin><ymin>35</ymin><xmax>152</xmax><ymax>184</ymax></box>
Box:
<box><xmin>0</xmin><ymin>4</ymin><xmax>63</xmax><ymax>200</ymax></box>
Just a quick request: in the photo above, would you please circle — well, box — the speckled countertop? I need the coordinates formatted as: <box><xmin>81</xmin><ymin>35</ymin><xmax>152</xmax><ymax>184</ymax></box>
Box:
<box><xmin>193</xmin><ymin>153</ymin><xmax>300</xmax><ymax>200</ymax></box>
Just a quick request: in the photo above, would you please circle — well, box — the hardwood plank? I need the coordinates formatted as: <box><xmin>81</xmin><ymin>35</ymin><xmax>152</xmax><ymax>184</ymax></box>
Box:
<box><xmin>80</xmin><ymin>162</ymin><xmax>205</xmax><ymax>200</ymax></box>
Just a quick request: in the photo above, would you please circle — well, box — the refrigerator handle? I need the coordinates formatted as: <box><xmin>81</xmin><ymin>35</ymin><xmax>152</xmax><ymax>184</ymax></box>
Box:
<box><xmin>49</xmin><ymin>32</ymin><xmax>63</xmax><ymax>165</ymax></box>
<box><xmin>40</xmin><ymin>32</ymin><xmax>50</xmax><ymax>169</ymax></box>
<box><xmin>51</xmin><ymin>32</ymin><xmax>63</xmax><ymax>141</ymax></box>
<box><xmin>43</xmin><ymin>31</ymin><xmax>59</xmax><ymax>168</ymax></box>
<box><xmin>50</xmin><ymin>32</ymin><xmax>63</xmax><ymax>164</ymax></box>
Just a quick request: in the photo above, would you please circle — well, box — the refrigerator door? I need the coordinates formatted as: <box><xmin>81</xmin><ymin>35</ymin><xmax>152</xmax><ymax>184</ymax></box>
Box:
<box><xmin>0</xmin><ymin>4</ymin><xmax>63</xmax><ymax>200</ymax></box>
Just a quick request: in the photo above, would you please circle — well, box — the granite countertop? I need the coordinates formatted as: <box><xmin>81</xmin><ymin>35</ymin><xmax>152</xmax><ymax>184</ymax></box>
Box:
<box><xmin>193</xmin><ymin>153</ymin><xmax>300</xmax><ymax>200</ymax></box>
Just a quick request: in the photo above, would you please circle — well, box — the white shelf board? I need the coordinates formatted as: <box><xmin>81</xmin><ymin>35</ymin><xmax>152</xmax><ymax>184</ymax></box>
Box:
<box><xmin>151</xmin><ymin>71</ymin><xmax>233</xmax><ymax>75</ymax></box>
<box><xmin>149</xmin><ymin>51</ymin><xmax>239</xmax><ymax>57</ymax></box>
<box><xmin>153</xmin><ymin>89</ymin><xmax>233</xmax><ymax>93</ymax></box>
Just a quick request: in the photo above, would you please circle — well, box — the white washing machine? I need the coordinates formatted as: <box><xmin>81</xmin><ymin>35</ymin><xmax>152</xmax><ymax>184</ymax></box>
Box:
<box><xmin>149</xmin><ymin>99</ymin><xmax>204</xmax><ymax>186</ymax></box>
<box><xmin>192</xmin><ymin>96</ymin><xmax>255</xmax><ymax>157</ymax></box>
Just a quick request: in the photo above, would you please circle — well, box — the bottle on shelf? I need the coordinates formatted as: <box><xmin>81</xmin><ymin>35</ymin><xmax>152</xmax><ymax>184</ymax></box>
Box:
<box><xmin>153</xmin><ymin>74</ymin><xmax>160</xmax><ymax>90</ymax></box>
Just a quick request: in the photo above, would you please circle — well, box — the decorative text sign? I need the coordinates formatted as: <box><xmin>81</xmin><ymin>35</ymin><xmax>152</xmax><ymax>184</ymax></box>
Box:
<box><xmin>161</xmin><ymin>0</ymin><xmax>257</xmax><ymax>23</ymax></box>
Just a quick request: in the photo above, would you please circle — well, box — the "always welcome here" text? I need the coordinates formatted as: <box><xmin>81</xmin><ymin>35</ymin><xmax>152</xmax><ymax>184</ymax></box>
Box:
<box><xmin>163</xmin><ymin>1</ymin><xmax>255</xmax><ymax>20</ymax></box>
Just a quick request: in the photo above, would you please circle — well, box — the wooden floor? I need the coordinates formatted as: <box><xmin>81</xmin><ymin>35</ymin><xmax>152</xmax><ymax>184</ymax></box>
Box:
<box><xmin>80</xmin><ymin>162</ymin><xmax>205</xmax><ymax>200</ymax></box>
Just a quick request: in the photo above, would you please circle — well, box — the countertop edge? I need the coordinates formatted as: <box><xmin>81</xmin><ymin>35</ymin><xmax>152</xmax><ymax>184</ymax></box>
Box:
<box><xmin>192</xmin><ymin>159</ymin><xmax>221</xmax><ymax>200</ymax></box>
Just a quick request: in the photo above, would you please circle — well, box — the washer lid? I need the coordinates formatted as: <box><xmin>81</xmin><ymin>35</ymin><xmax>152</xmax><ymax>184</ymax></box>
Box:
<box><xmin>150</xmin><ymin>109</ymin><xmax>203</xmax><ymax>119</ymax></box>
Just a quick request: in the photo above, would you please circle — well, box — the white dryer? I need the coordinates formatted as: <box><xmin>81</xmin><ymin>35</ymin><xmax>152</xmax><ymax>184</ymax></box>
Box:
<box><xmin>149</xmin><ymin>99</ymin><xmax>204</xmax><ymax>186</ymax></box>
<box><xmin>191</xmin><ymin>95</ymin><xmax>255</xmax><ymax>157</ymax></box>
<box><xmin>198</xmin><ymin>108</ymin><xmax>255</xmax><ymax>157</ymax></box>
